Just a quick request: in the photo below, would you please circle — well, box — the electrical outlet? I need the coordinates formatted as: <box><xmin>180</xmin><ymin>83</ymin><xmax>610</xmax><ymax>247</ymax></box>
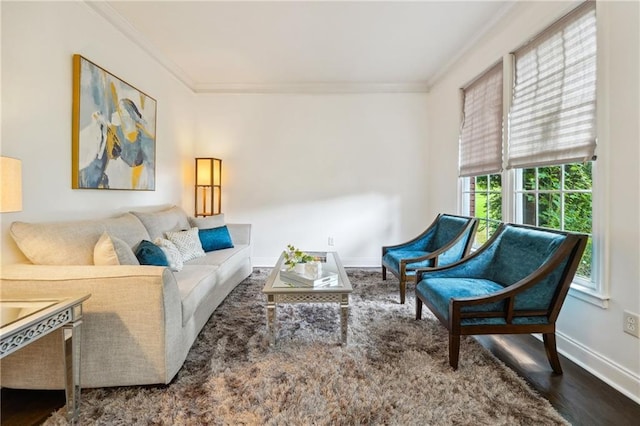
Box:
<box><xmin>328</xmin><ymin>237</ymin><xmax>334</xmax><ymax>246</ymax></box>
<box><xmin>623</xmin><ymin>311</ymin><xmax>640</xmax><ymax>338</ymax></box>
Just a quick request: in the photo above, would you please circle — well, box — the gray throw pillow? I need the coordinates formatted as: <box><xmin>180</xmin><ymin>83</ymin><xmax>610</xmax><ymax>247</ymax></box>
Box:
<box><xmin>188</xmin><ymin>214</ymin><xmax>225</xmax><ymax>230</ymax></box>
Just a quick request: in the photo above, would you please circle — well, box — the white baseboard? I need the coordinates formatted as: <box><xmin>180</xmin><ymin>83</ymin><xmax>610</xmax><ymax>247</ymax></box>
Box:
<box><xmin>551</xmin><ymin>331</ymin><xmax>640</xmax><ymax>404</ymax></box>
<box><xmin>339</xmin><ymin>257</ymin><xmax>380</xmax><ymax>268</ymax></box>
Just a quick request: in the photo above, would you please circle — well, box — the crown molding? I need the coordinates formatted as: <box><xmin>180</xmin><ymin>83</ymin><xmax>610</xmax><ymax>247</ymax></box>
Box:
<box><xmin>194</xmin><ymin>82</ymin><xmax>429</xmax><ymax>94</ymax></box>
<box><xmin>85</xmin><ymin>1</ymin><xmax>430</xmax><ymax>94</ymax></box>
<box><xmin>425</xmin><ymin>1</ymin><xmax>517</xmax><ymax>89</ymax></box>
<box><xmin>85</xmin><ymin>0</ymin><xmax>196</xmax><ymax>91</ymax></box>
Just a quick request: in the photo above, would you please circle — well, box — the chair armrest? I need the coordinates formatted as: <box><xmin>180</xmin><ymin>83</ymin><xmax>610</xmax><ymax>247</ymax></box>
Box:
<box><xmin>404</xmin><ymin>221</ymin><xmax>475</xmax><ymax>269</ymax></box>
<box><xmin>399</xmin><ymin>251</ymin><xmax>438</xmax><ymax>267</ymax></box>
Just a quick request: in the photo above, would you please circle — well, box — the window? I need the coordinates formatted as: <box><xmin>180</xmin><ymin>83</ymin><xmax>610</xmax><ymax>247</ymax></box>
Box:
<box><xmin>461</xmin><ymin>174</ymin><xmax>502</xmax><ymax>246</ymax></box>
<box><xmin>459</xmin><ymin>1</ymin><xmax>601</xmax><ymax>297</ymax></box>
<box><xmin>514</xmin><ymin>162</ymin><xmax>593</xmax><ymax>281</ymax></box>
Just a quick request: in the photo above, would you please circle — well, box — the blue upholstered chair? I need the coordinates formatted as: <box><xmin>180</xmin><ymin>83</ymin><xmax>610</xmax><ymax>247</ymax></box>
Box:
<box><xmin>382</xmin><ymin>214</ymin><xmax>478</xmax><ymax>304</ymax></box>
<box><xmin>415</xmin><ymin>223</ymin><xmax>588</xmax><ymax>373</ymax></box>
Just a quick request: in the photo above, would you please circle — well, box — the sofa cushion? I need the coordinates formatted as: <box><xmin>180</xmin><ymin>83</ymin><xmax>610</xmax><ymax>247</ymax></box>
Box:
<box><xmin>188</xmin><ymin>214</ymin><xmax>225</xmax><ymax>230</ymax></box>
<box><xmin>154</xmin><ymin>238</ymin><xmax>184</xmax><ymax>272</ymax></box>
<box><xmin>10</xmin><ymin>213</ymin><xmax>150</xmax><ymax>265</ymax></box>
<box><xmin>185</xmin><ymin>244</ymin><xmax>249</xmax><ymax>267</ymax></box>
<box><xmin>135</xmin><ymin>240</ymin><xmax>169</xmax><ymax>266</ymax></box>
<box><xmin>173</xmin><ymin>265</ymin><xmax>219</xmax><ymax>326</ymax></box>
<box><xmin>131</xmin><ymin>206</ymin><xmax>190</xmax><ymax>241</ymax></box>
<box><xmin>174</xmin><ymin>244</ymin><xmax>251</xmax><ymax>325</ymax></box>
<box><xmin>94</xmin><ymin>232</ymin><xmax>140</xmax><ymax>265</ymax></box>
<box><xmin>165</xmin><ymin>227</ymin><xmax>206</xmax><ymax>262</ymax></box>
<box><xmin>199</xmin><ymin>226</ymin><xmax>234</xmax><ymax>252</ymax></box>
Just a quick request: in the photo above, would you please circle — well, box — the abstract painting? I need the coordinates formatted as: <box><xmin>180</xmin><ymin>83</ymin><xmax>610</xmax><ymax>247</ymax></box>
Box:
<box><xmin>72</xmin><ymin>55</ymin><xmax>157</xmax><ymax>190</ymax></box>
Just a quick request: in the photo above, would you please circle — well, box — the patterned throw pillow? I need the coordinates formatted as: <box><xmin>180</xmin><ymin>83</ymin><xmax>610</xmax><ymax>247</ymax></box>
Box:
<box><xmin>165</xmin><ymin>227</ymin><xmax>205</xmax><ymax>262</ymax></box>
<box><xmin>154</xmin><ymin>238</ymin><xmax>184</xmax><ymax>272</ymax></box>
<box><xmin>94</xmin><ymin>232</ymin><xmax>140</xmax><ymax>265</ymax></box>
<box><xmin>135</xmin><ymin>240</ymin><xmax>169</xmax><ymax>266</ymax></box>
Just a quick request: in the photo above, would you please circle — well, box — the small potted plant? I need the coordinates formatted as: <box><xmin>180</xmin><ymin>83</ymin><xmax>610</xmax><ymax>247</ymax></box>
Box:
<box><xmin>283</xmin><ymin>244</ymin><xmax>314</xmax><ymax>273</ymax></box>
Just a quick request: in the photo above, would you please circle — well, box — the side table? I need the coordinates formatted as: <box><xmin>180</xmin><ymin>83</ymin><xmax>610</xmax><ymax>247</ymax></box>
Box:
<box><xmin>0</xmin><ymin>294</ymin><xmax>90</xmax><ymax>423</ymax></box>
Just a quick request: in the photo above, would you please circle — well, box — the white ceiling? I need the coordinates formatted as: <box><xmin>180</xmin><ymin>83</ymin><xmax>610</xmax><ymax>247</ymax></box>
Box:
<box><xmin>98</xmin><ymin>1</ymin><xmax>514</xmax><ymax>93</ymax></box>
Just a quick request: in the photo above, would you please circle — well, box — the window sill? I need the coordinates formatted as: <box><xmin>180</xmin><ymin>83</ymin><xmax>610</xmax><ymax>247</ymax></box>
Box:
<box><xmin>568</xmin><ymin>283</ymin><xmax>609</xmax><ymax>308</ymax></box>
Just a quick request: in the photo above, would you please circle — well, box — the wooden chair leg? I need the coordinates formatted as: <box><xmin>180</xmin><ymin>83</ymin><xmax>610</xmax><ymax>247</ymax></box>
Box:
<box><xmin>399</xmin><ymin>279</ymin><xmax>406</xmax><ymax>304</ymax></box>
<box><xmin>543</xmin><ymin>332</ymin><xmax>563</xmax><ymax>374</ymax></box>
<box><xmin>382</xmin><ymin>265</ymin><xmax>387</xmax><ymax>280</ymax></box>
<box><xmin>449</xmin><ymin>333</ymin><xmax>460</xmax><ymax>370</ymax></box>
<box><xmin>416</xmin><ymin>298</ymin><xmax>422</xmax><ymax>320</ymax></box>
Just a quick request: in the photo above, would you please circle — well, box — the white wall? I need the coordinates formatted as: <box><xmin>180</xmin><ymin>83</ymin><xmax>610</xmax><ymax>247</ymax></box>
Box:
<box><xmin>426</xmin><ymin>0</ymin><xmax>640</xmax><ymax>402</ymax></box>
<box><xmin>0</xmin><ymin>1</ymin><xmax>197</xmax><ymax>263</ymax></box>
<box><xmin>194</xmin><ymin>93</ymin><xmax>430</xmax><ymax>266</ymax></box>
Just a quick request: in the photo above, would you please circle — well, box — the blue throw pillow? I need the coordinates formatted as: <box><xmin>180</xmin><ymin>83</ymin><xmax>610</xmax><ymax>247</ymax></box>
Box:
<box><xmin>135</xmin><ymin>240</ymin><xmax>169</xmax><ymax>266</ymax></box>
<box><xmin>198</xmin><ymin>226</ymin><xmax>234</xmax><ymax>252</ymax></box>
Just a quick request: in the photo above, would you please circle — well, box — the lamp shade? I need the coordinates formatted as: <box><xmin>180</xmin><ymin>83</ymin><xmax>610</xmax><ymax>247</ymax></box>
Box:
<box><xmin>196</xmin><ymin>158</ymin><xmax>221</xmax><ymax>186</ymax></box>
<box><xmin>0</xmin><ymin>156</ymin><xmax>22</xmax><ymax>213</ymax></box>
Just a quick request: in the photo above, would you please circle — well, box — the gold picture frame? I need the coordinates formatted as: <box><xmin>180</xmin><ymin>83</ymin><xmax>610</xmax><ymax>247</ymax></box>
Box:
<box><xmin>72</xmin><ymin>55</ymin><xmax>157</xmax><ymax>190</ymax></box>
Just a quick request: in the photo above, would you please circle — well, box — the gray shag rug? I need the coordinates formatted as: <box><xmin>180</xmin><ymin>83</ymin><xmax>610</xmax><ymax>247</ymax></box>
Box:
<box><xmin>45</xmin><ymin>269</ymin><xmax>567</xmax><ymax>425</ymax></box>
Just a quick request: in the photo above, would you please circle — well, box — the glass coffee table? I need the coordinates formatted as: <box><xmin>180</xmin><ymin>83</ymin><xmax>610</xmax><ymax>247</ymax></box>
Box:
<box><xmin>262</xmin><ymin>251</ymin><xmax>352</xmax><ymax>345</ymax></box>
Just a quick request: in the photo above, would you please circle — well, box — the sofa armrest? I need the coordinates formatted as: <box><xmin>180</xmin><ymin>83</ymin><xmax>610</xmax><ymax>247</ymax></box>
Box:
<box><xmin>0</xmin><ymin>264</ymin><xmax>183</xmax><ymax>387</ymax></box>
<box><xmin>0</xmin><ymin>264</ymin><xmax>181</xmax><ymax>332</ymax></box>
<box><xmin>227</xmin><ymin>223</ymin><xmax>252</xmax><ymax>246</ymax></box>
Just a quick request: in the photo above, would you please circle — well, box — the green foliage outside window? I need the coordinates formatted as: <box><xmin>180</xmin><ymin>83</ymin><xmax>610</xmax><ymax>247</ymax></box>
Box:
<box><xmin>520</xmin><ymin>162</ymin><xmax>593</xmax><ymax>278</ymax></box>
<box><xmin>471</xmin><ymin>174</ymin><xmax>502</xmax><ymax>246</ymax></box>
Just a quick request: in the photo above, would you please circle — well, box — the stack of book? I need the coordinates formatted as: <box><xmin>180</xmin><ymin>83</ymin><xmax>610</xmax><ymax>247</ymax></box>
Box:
<box><xmin>280</xmin><ymin>269</ymin><xmax>339</xmax><ymax>288</ymax></box>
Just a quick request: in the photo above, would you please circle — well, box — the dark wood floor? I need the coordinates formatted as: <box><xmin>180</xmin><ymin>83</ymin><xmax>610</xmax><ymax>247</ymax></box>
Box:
<box><xmin>2</xmin><ymin>334</ymin><xmax>639</xmax><ymax>425</ymax></box>
<box><xmin>475</xmin><ymin>334</ymin><xmax>640</xmax><ymax>425</ymax></box>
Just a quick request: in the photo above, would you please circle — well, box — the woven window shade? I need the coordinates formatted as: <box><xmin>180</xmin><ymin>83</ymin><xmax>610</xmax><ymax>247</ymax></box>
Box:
<box><xmin>508</xmin><ymin>1</ymin><xmax>597</xmax><ymax>169</ymax></box>
<box><xmin>459</xmin><ymin>62</ymin><xmax>503</xmax><ymax>177</ymax></box>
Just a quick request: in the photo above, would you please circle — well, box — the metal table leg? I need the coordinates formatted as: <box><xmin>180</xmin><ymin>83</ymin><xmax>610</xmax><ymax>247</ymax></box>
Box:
<box><xmin>340</xmin><ymin>294</ymin><xmax>349</xmax><ymax>345</ymax></box>
<box><xmin>266</xmin><ymin>295</ymin><xmax>277</xmax><ymax>345</ymax></box>
<box><xmin>63</xmin><ymin>309</ymin><xmax>83</xmax><ymax>424</ymax></box>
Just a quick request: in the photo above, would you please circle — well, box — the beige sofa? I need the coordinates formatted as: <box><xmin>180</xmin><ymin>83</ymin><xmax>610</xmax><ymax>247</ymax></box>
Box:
<box><xmin>0</xmin><ymin>206</ymin><xmax>252</xmax><ymax>389</ymax></box>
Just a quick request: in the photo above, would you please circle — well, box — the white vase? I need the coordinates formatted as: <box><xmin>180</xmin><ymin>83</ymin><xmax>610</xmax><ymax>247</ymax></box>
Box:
<box><xmin>294</xmin><ymin>263</ymin><xmax>306</xmax><ymax>274</ymax></box>
<box><xmin>305</xmin><ymin>261</ymin><xmax>322</xmax><ymax>277</ymax></box>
